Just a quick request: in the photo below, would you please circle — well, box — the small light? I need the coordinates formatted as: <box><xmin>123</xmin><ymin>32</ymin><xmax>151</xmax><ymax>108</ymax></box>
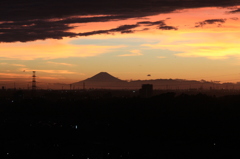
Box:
<box><xmin>11</xmin><ymin>100</ymin><xmax>14</xmax><ymax>103</ymax></box>
<box><xmin>75</xmin><ymin>125</ymin><xmax>78</xmax><ymax>129</ymax></box>
<box><xmin>7</xmin><ymin>153</ymin><xmax>9</xmax><ymax>155</ymax></box>
<box><xmin>214</xmin><ymin>143</ymin><xmax>216</xmax><ymax>146</ymax></box>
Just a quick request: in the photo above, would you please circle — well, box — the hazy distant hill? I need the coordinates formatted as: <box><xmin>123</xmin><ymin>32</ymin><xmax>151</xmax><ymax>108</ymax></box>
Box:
<box><xmin>72</xmin><ymin>72</ymin><xmax>239</xmax><ymax>90</ymax></box>
<box><xmin>1</xmin><ymin>72</ymin><xmax>238</xmax><ymax>90</ymax></box>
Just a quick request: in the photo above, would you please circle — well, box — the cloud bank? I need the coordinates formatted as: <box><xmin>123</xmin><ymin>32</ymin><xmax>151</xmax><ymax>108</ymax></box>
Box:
<box><xmin>0</xmin><ymin>0</ymin><xmax>239</xmax><ymax>42</ymax></box>
<box><xmin>195</xmin><ymin>19</ymin><xmax>227</xmax><ymax>27</ymax></box>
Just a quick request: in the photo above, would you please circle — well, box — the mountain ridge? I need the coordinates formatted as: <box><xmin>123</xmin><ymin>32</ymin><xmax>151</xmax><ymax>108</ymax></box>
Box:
<box><xmin>75</xmin><ymin>72</ymin><xmax>125</xmax><ymax>83</ymax></box>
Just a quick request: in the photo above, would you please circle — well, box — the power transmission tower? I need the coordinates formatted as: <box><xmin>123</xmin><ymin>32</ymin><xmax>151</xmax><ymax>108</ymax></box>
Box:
<box><xmin>32</xmin><ymin>71</ymin><xmax>36</xmax><ymax>91</ymax></box>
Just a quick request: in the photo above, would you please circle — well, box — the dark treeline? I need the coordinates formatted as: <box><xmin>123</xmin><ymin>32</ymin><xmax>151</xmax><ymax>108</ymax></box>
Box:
<box><xmin>1</xmin><ymin>91</ymin><xmax>240</xmax><ymax>158</ymax></box>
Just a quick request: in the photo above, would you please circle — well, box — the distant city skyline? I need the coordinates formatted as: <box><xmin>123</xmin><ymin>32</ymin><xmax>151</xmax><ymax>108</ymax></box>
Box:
<box><xmin>1</xmin><ymin>1</ymin><xmax>240</xmax><ymax>84</ymax></box>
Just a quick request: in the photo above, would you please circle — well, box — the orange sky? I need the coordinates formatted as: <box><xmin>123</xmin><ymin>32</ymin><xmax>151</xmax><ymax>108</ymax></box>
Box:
<box><xmin>1</xmin><ymin>5</ymin><xmax>240</xmax><ymax>88</ymax></box>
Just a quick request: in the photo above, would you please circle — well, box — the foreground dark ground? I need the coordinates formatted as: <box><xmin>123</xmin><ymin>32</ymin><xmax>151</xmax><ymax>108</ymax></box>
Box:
<box><xmin>1</xmin><ymin>90</ymin><xmax>240</xmax><ymax>158</ymax></box>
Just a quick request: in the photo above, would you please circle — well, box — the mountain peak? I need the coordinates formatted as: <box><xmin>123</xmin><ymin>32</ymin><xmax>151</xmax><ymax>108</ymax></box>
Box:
<box><xmin>83</xmin><ymin>72</ymin><xmax>123</xmax><ymax>82</ymax></box>
<box><xmin>97</xmin><ymin>72</ymin><xmax>110</xmax><ymax>75</ymax></box>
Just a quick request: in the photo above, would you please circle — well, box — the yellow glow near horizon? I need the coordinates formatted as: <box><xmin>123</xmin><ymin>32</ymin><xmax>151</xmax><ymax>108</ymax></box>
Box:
<box><xmin>1</xmin><ymin>6</ymin><xmax>240</xmax><ymax>84</ymax></box>
<box><xmin>0</xmin><ymin>39</ymin><xmax>125</xmax><ymax>60</ymax></box>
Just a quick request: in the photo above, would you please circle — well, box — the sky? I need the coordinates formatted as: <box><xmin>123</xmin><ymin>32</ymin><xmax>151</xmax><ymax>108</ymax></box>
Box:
<box><xmin>1</xmin><ymin>0</ymin><xmax>240</xmax><ymax>88</ymax></box>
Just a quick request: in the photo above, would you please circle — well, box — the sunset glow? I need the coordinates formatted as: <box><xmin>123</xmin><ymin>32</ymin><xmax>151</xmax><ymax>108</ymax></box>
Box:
<box><xmin>1</xmin><ymin>1</ymin><xmax>240</xmax><ymax>88</ymax></box>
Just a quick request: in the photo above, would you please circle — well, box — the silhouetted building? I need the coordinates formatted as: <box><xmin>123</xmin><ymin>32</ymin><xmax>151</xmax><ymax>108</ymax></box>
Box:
<box><xmin>139</xmin><ymin>84</ymin><xmax>153</xmax><ymax>98</ymax></box>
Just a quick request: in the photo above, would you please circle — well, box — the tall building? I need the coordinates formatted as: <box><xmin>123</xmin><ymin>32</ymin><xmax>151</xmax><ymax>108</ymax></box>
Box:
<box><xmin>139</xmin><ymin>84</ymin><xmax>153</xmax><ymax>98</ymax></box>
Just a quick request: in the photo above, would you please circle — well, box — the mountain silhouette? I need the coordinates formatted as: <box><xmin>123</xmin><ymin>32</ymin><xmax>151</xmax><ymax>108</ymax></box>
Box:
<box><xmin>72</xmin><ymin>72</ymin><xmax>227</xmax><ymax>90</ymax></box>
<box><xmin>73</xmin><ymin>72</ymin><xmax>126</xmax><ymax>84</ymax></box>
<box><xmin>83</xmin><ymin>72</ymin><xmax>123</xmax><ymax>82</ymax></box>
<box><xmin>72</xmin><ymin>72</ymin><xmax>127</xmax><ymax>89</ymax></box>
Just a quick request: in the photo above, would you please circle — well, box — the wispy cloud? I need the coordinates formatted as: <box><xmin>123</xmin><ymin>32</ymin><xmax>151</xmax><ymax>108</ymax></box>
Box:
<box><xmin>119</xmin><ymin>50</ymin><xmax>143</xmax><ymax>57</ymax></box>
<box><xmin>228</xmin><ymin>8</ymin><xmax>240</xmax><ymax>13</ymax></box>
<box><xmin>137</xmin><ymin>20</ymin><xmax>165</xmax><ymax>26</ymax></box>
<box><xmin>0</xmin><ymin>73</ymin><xmax>31</xmax><ymax>78</ymax></box>
<box><xmin>0</xmin><ymin>79</ymin><xmax>14</xmax><ymax>82</ymax></box>
<box><xmin>143</xmin><ymin>31</ymin><xmax>240</xmax><ymax>60</ymax></box>
<box><xmin>76</xmin><ymin>20</ymin><xmax>177</xmax><ymax>37</ymax></box>
<box><xmin>0</xmin><ymin>41</ymin><xmax>125</xmax><ymax>60</ymax></box>
<box><xmin>0</xmin><ymin>73</ymin><xmax>58</xmax><ymax>80</ymax></box>
<box><xmin>0</xmin><ymin>63</ymin><xmax>25</xmax><ymax>67</ymax></box>
<box><xmin>47</xmin><ymin>61</ymin><xmax>74</xmax><ymax>66</ymax></box>
<box><xmin>11</xmin><ymin>64</ymin><xmax>26</xmax><ymax>67</ymax></box>
<box><xmin>230</xmin><ymin>17</ymin><xmax>239</xmax><ymax>20</ymax></box>
<box><xmin>195</xmin><ymin>19</ymin><xmax>227</xmax><ymax>27</ymax></box>
<box><xmin>26</xmin><ymin>69</ymin><xmax>78</xmax><ymax>74</ymax></box>
<box><xmin>37</xmin><ymin>70</ymin><xmax>77</xmax><ymax>74</ymax></box>
<box><xmin>157</xmin><ymin>56</ymin><xmax>167</xmax><ymax>58</ymax></box>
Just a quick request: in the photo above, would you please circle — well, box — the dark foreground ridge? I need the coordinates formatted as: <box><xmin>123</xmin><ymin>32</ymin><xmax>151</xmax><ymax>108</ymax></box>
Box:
<box><xmin>1</xmin><ymin>90</ymin><xmax>240</xmax><ymax>159</ymax></box>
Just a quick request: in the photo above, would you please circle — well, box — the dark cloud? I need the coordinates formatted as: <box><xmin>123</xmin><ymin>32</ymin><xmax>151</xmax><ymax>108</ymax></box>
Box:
<box><xmin>78</xmin><ymin>25</ymin><xmax>140</xmax><ymax>37</ymax></box>
<box><xmin>121</xmin><ymin>30</ymin><xmax>135</xmax><ymax>34</ymax></box>
<box><xmin>110</xmin><ymin>24</ymin><xmax>139</xmax><ymax>32</ymax></box>
<box><xmin>0</xmin><ymin>19</ymin><xmax>178</xmax><ymax>42</ymax></box>
<box><xmin>77</xmin><ymin>21</ymin><xmax>177</xmax><ymax>37</ymax></box>
<box><xmin>228</xmin><ymin>8</ymin><xmax>240</xmax><ymax>13</ymax></box>
<box><xmin>0</xmin><ymin>18</ymin><xmax>139</xmax><ymax>42</ymax></box>
<box><xmin>0</xmin><ymin>20</ymin><xmax>77</xmax><ymax>42</ymax></box>
<box><xmin>159</xmin><ymin>26</ymin><xmax>178</xmax><ymax>30</ymax></box>
<box><xmin>2</xmin><ymin>0</ymin><xmax>240</xmax><ymax>22</ymax></box>
<box><xmin>141</xmin><ymin>28</ymin><xmax>150</xmax><ymax>31</ymax></box>
<box><xmin>137</xmin><ymin>20</ymin><xmax>165</xmax><ymax>26</ymax></box>
<box><xmin>137</xmin><ymin>20</ymin><xmax>178</xmax><ymax>30</ymax></box>
<box><xmin>195</xmin><ymin>19</ymin><xmax>227</xmax><ymax>27</ymax></box>
<box><xmin>0</xmin><ymin>0</ymin><xmax>240</xmax><ymax>42</ymax></box>
<box><xmin>78</xmin><ymin>30</ymin><xmax>110</xmax><ymax>37</ymax></box>
<box><xmin>55</xmin><ymin>15</ymin><xmax>133</xmax><ymax>24</ymax></box>
<box><xmin>230</xmin><ymin>17</ymin><xmax>239</xmax><ymax>20</ymax></box>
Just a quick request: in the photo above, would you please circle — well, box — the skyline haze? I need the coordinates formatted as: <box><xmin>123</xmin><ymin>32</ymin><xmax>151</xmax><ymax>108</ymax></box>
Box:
<box><xmin>1</xmin><ymin>0</ymin><xmax>240</xmax><ymax>84</ymax></box>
